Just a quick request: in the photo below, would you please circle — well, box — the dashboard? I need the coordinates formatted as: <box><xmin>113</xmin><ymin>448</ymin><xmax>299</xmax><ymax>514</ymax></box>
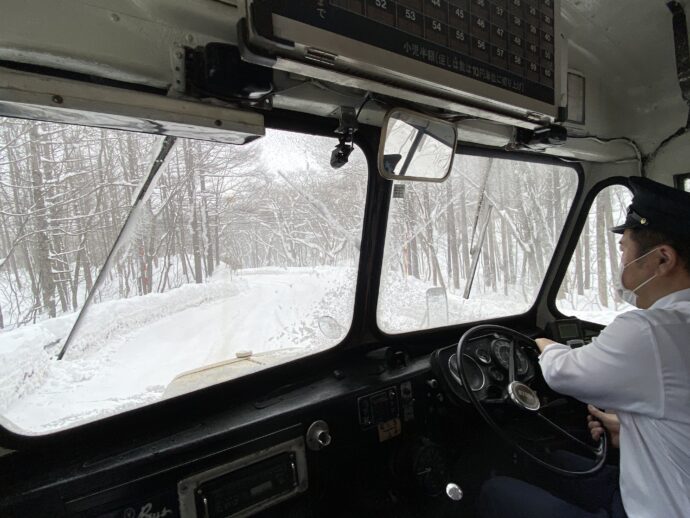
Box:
<box><xmin>430</xmin><ymin>332</ymin><xmax>536</xmax><ymax>406</ymax></box>
<box><xmin>546</xmin><ymin>318</ymin><xmax>603</xmax><ymax>348</ymax></box>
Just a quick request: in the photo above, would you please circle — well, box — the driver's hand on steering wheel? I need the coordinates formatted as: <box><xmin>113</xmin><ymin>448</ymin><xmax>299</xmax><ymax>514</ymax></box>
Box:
<box><xmin>535</xmin><ymin>337</ymin><xmax>557</xmax><ymax>353</ymax></box>
<box><xmin>587</xmin><ymin>405</ymin><xmax>620</xmax><ymax>448</ymax></box>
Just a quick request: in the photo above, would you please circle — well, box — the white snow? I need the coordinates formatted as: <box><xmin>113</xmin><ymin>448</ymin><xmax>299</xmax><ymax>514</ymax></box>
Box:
<box><xmin>0</xmin><ymin>266</ymin><xmax>356</xmax><ymax>435</ymax></box>
<box><xmin>556</xmin><ymin>290</ymin><xmax>632</xmax><ymax>326</ymax></box>
<box><xmin>377</xmin><ymin>270</ymin><xmax>535</xmax><ymax>333</ymax></box>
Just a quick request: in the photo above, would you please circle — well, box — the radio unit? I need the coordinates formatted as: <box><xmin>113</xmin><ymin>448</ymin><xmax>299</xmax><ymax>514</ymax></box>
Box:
<box><xmin>178</xmin><ymin>437</ymin><xmax>308</xmax><ymax>518</ymax></box>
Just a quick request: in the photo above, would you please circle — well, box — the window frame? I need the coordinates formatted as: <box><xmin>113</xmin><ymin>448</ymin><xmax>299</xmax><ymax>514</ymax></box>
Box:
<box><xmin>373</xmin><ymin>144</ymin><xmax>585</xmax><ymax>339</ymax></box>
<box><xmin>546</xmin><ymin>176</ymin><xmax>631</xmax><ymax>321</ymax></box>
<box><xmin>0</xmin><ymin>110</ymin><xmax>380</xmax><ymax>445</ymax></box>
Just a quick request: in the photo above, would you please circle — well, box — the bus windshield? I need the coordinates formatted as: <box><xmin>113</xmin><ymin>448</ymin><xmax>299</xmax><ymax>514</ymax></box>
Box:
<box><xmin>0</xmin><ymin>118</ymin><xmax>367</xmax><ymax>434</ymax></box>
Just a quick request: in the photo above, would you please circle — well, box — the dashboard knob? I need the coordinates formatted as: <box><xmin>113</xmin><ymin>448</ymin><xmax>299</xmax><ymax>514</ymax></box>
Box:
<box><xmin>317</xmin><ymin>430</ymin><xmax>331</xmax><ymax>447</ymax></box>
<box><xmin>306</xmin><ymin>420</ymin><xmax>331</xmax><ymax>451</ymax></box>
<box><xmin>446</xmin><ymin>482</ymin><xmax>463</xmax><ymax>501</ymax></box>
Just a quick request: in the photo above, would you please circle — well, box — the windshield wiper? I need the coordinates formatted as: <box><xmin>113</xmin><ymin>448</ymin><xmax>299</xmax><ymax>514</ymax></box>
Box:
<box><xmin>398</xmin><ymin>129</ymin><xmax>425</xmax><ymax>177</ymax></box>
<box><xmin>57</xmin><ymin>136</ymin><xmax>177</xmax><ymax>360</ymax></box>
<box><xmin>463</xmin><ymin>202</ymin><xmax>493</xmax><ymax>299</ymax></box>
<box><xmin>463</xmin><ymin>159</ymin><xmax>493</xmax><ymax>299</ymax></box>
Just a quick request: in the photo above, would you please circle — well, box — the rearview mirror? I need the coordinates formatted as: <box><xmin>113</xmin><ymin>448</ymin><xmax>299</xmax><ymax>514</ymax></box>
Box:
<box><xmin>378</xmin><ymin>108</ymin><xmax>457</xmax><ymax>182</ymax></box>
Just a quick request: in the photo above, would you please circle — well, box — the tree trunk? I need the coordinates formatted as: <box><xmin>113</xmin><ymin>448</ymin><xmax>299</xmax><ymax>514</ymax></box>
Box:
<box><xmin>446</xmin><ymin>180</ymin><xmax>460</xmax><ymax>290</ymax></box>
<box><xmin>28</xmin><ymin>124</ymin><xmax>56</xmax><ymax>318</ymax></box>
<box><xmin>575</xmin><ymin>241</ymin><xmax>584</xmax><ymax>295</ymax></box>
<box><xmin>405</xmin><ymin>187</ymin><xmax>420</xmax><ymax>279</ymax></box>
<box><xmin>596</xmin><ymin>194</ymin><xmax>608</xmax><ymax>306</ymax></box>
<box><xmin>603</xmin><ymin>190</ymin><xmax>620</xmax><ymax>301</ymax></box>
<box><xmin>458</xmin><ymin>176</ymin><xmax>471</xmax><ymax>279</ymax></box>
<box><xmin>584</xmin><ymin>218</ymin><xmax>592</xmax><ymax>290</ymax></box>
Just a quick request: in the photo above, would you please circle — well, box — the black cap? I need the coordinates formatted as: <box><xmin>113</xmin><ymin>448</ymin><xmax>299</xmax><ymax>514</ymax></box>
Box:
<box><xmin>610</xmin><ymin>177</ymin><xmax>690</xmax><ymax>239</ymax></box>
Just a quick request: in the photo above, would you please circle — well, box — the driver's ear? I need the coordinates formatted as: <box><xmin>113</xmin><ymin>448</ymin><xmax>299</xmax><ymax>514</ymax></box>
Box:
<box><xmin>657</xmin><ymin>246</ymin><xmax>677</xmax><ymax>276</ymax></box>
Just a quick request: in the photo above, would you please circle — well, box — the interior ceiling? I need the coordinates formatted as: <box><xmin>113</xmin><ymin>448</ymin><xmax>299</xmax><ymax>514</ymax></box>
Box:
<box><xmin>0</xmin><ymin>0</ymin><xmax>687</xmax><ymax>158</ymax></box>
<box><xmin>564</xmin><ymin>0</ymin><xmax>677</xmax><ymax>99</ymax></box>
<box><xmin>562</xmin><ymin>0</ymin><xmax>686</xmax><ymax>151</ymax></box>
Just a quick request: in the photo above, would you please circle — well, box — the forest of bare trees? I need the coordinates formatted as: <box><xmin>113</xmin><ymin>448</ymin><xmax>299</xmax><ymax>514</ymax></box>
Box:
<box><xmin>0</xmin><ymin>118</ymin><xmax>367</xmax><ymax>335</ymax></box>
<box><xmin>557</xmin><ymin>184</ymin><xmax>632</xmax><ymax>320</ymax></box>
<box><xmin>379</xmin><ymin>157</ymin><xmax>630</xmax><ymax>331</ymax></box>
<box><xmin>0</xmin><ymin>115</ymin><xmax>631</xmax><ymax>339</ymax></box>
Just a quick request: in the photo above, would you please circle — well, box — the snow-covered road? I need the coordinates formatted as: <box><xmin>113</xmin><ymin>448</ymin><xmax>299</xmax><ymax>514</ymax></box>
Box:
<box><xmin>1</xmin><ymin>268</ymin><xmax>352</xmax><ymax>434</ymax></box>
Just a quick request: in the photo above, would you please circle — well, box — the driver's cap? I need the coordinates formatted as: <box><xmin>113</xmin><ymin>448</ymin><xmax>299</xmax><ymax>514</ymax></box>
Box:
<box><xmin>610</xmin><ymin>177</ymin><xmax>690</xmax><ymax>239</ymax></box>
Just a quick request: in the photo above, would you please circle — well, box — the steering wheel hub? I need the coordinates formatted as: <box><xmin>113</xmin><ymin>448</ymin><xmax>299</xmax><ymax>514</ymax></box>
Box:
<box><xmin>507</xmin><ymin>381</ymin><xmax>540</xmax><ymax>411</ymax></box>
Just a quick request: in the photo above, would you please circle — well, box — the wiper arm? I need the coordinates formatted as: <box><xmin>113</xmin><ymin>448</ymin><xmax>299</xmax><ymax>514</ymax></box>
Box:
<box><xmin>463</xmin><ymin>202</ymin><xmax>493</xmax><ymax>299</ymax></box>
<box><xmin>57</xmin><ymin>136</ymin><xmax>177</xmax><ymax>360</ymax></box>
<box><xmin>398</xmin><ymin>129</ymin><xmax>425</xmax><ymax>176</ymax></box>
<box><xmin>463</xmin><ymin>158</ymin><xmax>493</xmax><ymax>299</ymax></box>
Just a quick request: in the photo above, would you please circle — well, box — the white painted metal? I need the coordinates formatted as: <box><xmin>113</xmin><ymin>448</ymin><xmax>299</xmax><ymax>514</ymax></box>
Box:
<box><xmin>0</xmin><ymin>68</ymin><xmax>265</xmax><ymax>144</ymax></box>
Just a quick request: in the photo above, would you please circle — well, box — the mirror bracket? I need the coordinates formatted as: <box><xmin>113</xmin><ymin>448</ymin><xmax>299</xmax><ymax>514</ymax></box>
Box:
<box><xmin>331</xmin><ymin>106</ymin><xmax>358</xmax><ymax>168</ymax></box>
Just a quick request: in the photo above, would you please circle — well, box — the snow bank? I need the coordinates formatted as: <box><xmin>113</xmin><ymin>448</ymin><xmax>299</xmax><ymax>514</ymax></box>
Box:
<box><xmin>378</xmin><ymin>271</ymin><xmax>533</xmax><ymax>333</ymax></box>
<box><xmin>1</xmin><ymin>267</ymin><xmax>357</xmax><ymax>433</ymax></box>
<box><xmin>66</xmin><ymin>275</ymin><xmax>249</xmax><ymax>358</ymax></box>
<box><xmin>0</xmin><ymin>315</ymin><xmax>75</xmax><ymax>413</ymax></box>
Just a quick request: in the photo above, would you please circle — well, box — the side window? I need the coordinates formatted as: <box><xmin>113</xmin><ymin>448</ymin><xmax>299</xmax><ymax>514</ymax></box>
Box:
<box><xmin>556</xmin><ymin>184</ymin><xmax>633</xmax><ymax>325</ymax></box>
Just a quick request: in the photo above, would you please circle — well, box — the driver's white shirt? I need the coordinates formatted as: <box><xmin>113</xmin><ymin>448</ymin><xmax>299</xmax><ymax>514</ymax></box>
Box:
<box><xmin>539</xmin><ymin>288</ymin><xmax>690</xmax><ymax>518</ymax></box>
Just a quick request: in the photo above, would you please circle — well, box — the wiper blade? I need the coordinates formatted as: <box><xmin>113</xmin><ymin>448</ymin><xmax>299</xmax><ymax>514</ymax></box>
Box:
<box><xmin>463</xmin><ymin>159</ymin><xmax>494</xmax><ymax>299</ymax></box>
<box><xmin>57</xmin><ymin>136</ymin><xmax>177</xmax><ymax>360</ymax></box>
<box><xmin>463</xmin><ymin>202</ymin><xmax>493</xmax><ymax>299</ymax></box>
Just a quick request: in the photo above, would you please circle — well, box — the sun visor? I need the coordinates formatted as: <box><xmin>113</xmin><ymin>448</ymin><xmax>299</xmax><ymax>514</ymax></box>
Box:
<box><xmin>0</xmin><ymin>68</ymin><xmax>264</xmax><ymax>144</ymax></box>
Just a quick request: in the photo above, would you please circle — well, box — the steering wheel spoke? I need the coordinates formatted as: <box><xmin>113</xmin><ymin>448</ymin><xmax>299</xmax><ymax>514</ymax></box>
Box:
<box><xmin>534</xmin><ymin>411</ymin><xmax>601</xmax><ymax>455</ymax></box>
<box><xmin>508</xmin><ymin>340</ymin><xmax>517</xmax><ymax>383</ymax></box>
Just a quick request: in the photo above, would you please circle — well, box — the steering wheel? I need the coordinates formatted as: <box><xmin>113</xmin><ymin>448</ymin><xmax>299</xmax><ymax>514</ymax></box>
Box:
<box><xmin>454</xmin><ymin>324</ymin><xmax>607</xmax><ymax>477</ymax></box>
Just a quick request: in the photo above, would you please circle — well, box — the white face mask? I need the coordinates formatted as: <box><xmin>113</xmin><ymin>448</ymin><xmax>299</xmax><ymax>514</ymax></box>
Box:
<box><xmin>614</xmin><ymin>247</ymin><xmax>660</xmax><ymax>307</ymax></box>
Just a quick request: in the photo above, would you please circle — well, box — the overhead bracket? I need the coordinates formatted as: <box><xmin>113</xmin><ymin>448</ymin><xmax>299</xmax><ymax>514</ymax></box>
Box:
<box><xmin>330</xmin><ymin>106</ymin><xmax>358</xmax><ymax>169</ymax></box>
<box><xmin>0</xmin><ymin>67</ymin><xmax>265</xmax><ymax>144</ymax></box>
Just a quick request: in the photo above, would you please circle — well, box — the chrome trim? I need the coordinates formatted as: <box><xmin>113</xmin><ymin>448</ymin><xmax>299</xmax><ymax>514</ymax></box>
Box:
<box><xmin>507</xmin><ymin>381</ymin><xmax>540</xmax><ymax>412</ymax></box>
<box><xmin>178</xmin><ymin>436</ymin><xmax>308</xmax><ymax>518</ymax></box>
<box><xmin>449</xmin><ymin>354</ymin><xmax>486</xmax><ymax>392</ymax></box>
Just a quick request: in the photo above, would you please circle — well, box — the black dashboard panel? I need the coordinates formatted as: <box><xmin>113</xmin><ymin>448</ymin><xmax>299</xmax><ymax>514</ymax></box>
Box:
<box><xmin>0</xmin><ymin>324</ymin><xmax>554</xmax><ymax>518</ymax></box>
<box><xmin>546</xmin><ymin>318</ymin><xmax>604</xmax><ymax>347</ymax></box>
<box><xmin>430</xmin><ymin>333</ymin><xmax>536</xmax><ymax>406</ymax></box>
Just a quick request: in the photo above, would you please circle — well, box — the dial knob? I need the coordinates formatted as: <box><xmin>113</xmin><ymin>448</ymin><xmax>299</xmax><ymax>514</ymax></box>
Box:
<box><xmin>446</xmin><ymin>482</ymin><xmax>464</xmax><ymax>501</ymax></box>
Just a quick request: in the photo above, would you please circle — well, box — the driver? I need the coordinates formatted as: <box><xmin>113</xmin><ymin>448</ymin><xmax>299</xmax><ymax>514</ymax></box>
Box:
<box><xmin>479</xmin><ymin>177</ymin><xmax>690</xmax><ymax>518</ymax></box>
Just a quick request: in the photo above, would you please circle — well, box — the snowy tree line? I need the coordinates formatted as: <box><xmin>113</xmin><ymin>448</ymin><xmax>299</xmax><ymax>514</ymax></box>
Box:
<box><xmin>381</xmin><ymin>157</ymin><xmax>630</xmax><ymax>328</ymax></box>
<box><xmin>0</xmin><ymin>118</ymin><xmax>367</xmax><ymax>331</ymax></box>
<box><xmin>558</xmin><ymin>185</ymin><xmax>631</xmax><ymax>312</ymax></box>
<box><xmin>385</xmin><ymin>157</ymin><xmax>578</xmax><ymax>297</ymax></box>
<box><xmin>0</xmin><ymin>115</ymin><xmax>628</xmax><ymax>333</ymax></box>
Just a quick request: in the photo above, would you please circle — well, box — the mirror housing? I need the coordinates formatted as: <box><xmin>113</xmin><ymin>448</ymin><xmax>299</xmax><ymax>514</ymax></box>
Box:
<box><xmin>378</xmin><ymin>108</ymin><xmax>457</xmax><ymax>182</ymax></box>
